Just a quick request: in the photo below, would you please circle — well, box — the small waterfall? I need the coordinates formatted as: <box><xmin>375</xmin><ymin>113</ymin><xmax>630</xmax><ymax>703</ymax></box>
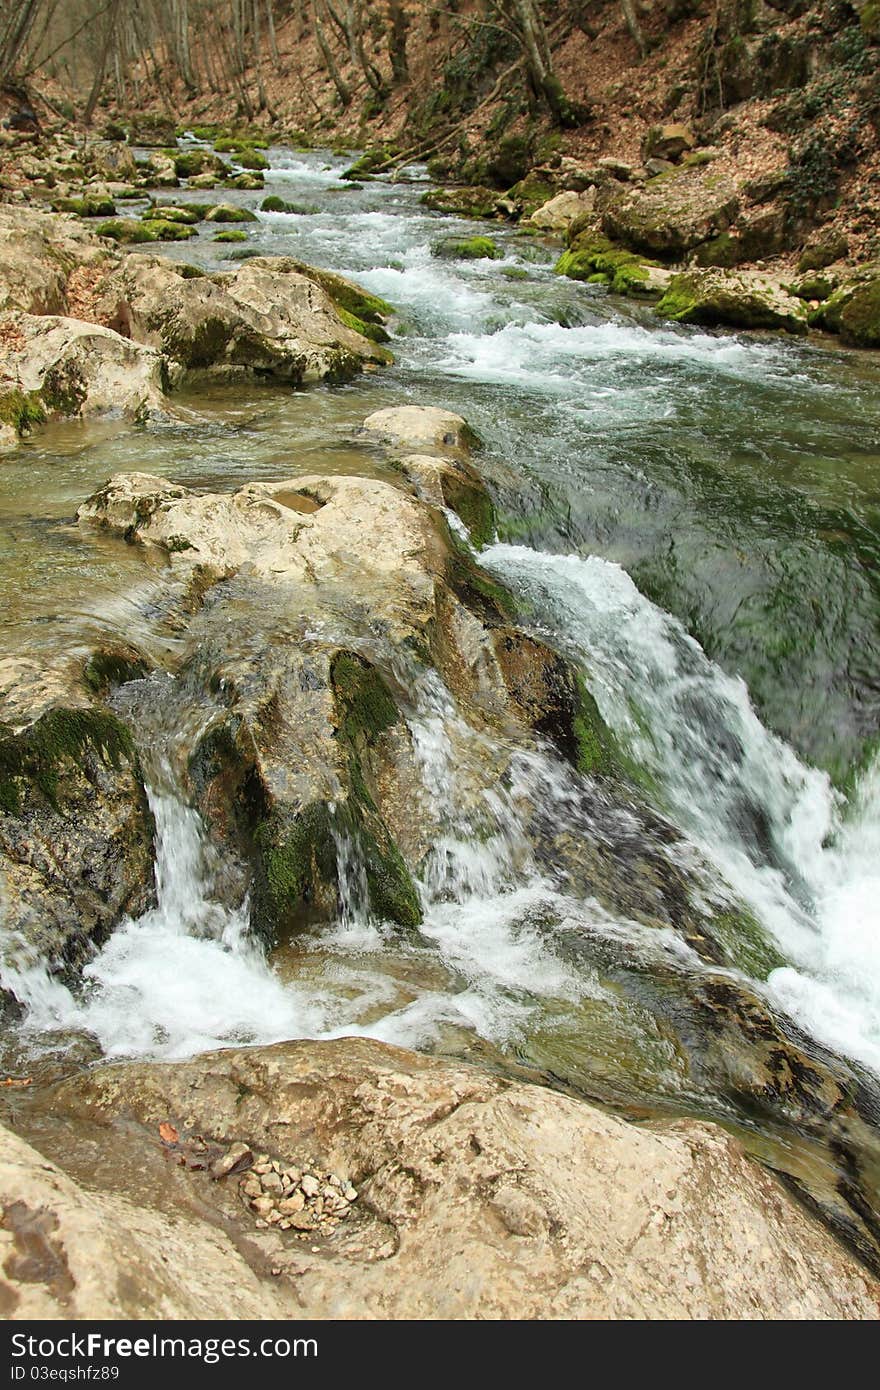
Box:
<box><xmin>482</xmin><ymin>542</ymin><xmax>880</xmax><ymax>1074</ymax></box>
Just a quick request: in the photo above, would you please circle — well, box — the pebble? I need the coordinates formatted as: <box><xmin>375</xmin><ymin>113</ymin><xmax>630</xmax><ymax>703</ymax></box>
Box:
<box><xmin>210</xmin><ymin>1141</ymin><xmax>252</xmax><ymax>1178</ymax></box>
<box><xmin>212</xmin><ymin>1140</ymin><xmax>360</xmax><ymax>1237</ymax></box>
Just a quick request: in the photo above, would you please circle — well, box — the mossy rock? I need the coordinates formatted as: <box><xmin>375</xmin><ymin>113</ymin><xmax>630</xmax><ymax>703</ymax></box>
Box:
<box><xmin>341</xmin><ymin>147</ymin><xmax>395</xmax><ymax>180</ymax></box>
<box><xmin>205</xmin><ymin>204</ymin><xmax>258</xmax><ymax>224</ymax></box>
<box><xmin>213</xmin><ymin>136</ymin><xmax>264</xmax><ymax>153</ymax></box>
<box><xmin>797</xmin><ymin>232</ymin><xmax>848</xmax><ymax>273</ymax></box>
<box><xmin>52</xmin><ymin>195</ymin><xmax>116</xmax><ymax>217</ymax></box>
<box><xmin>82</xmin><ymin>645</ymin><xmax>151</xmax><ymax>697</ymax></box>
<box><xmin>422</xmin><ymin>186</ymin><xmax>499</xmax><ymax>219</ymax></box>
<box><xmin>142</xmin><ymin>204</ymin><xmax>199</xmax><ymax>224</ymax></box>
<box><xmin>0</xmin><ymin>708</ymin><xmax>138</xmax><ymax>818</ymax></box>
<box><xmin>335</xmin><ymin>307</ymin><xmax>390</xmax><ymax>344</ymax></box>
<box><xmin>656</xmin><ymin>269</ymin><xmax>807</xmax><ymax>334</ymax></box>
<box><xmin>440</xmin><ymin>469</ymin><xmax>496</xmax><ymax>547</ymax></box>
<box><xmin>224</xmin><ymin>172</ymin><xmax>264</xmax><ymax>191</ymax></box>
<box><xmin>694</xmin><ymin>232</ymin><xmax>743</xmax><ymax>269</ymax></box>
<box><xmin>234</xmin><ymin>147</ymin><xmax>268</xmax><ymax>170</ymax></box>
<box><xmin>507</xmin><ymin>175</ymin><xmax>556</xmax><ymax>215</ymax></box>
<box><xmin>213</xmin><ymin>230</ymin><xmax>248</xmax><ymax>243</ymax></box>
<box><xmin>96</xmin><ymin>217</ymin><xmax>195</xmax><ymax>243</ymax></box>
<box><xmin>0</xmin><ymin>389</ymin><xmax>45</xmax><ymax>437</ymax></box>
<box><xmin>433</xmin><ymin>235</ymin><xmax>502</xmax><ymax>261</ymax></box>
<box><xmin>791</xmin><ymin>274</ymin><xmax>834</xmax><ymax>302</ymax></box>
<box><xmin>838</xmin><ymin>279</ymin><xmax>880</xmax><ymax>348</ymax></box>
<box><xmin>289</xmin><ymin>262</ymin><xmax>393</xmax><ymax>327</ymax></box>
<box><xmin>173</xmin><ymin>150</ymin><xmax>223</xmax><ymax>179</ymax></box>
<box><xmin>260</xmin><ymin>195</ymin><xmax>318</xmax><ymax>214</ymax></box>
<box><xmin>555</xmin><ymin>235</ymin><xmax>659</xmax><ymax>298</ymax></box>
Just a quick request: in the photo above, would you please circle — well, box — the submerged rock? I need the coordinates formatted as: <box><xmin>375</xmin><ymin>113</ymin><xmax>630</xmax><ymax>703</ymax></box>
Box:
<box><xmin>6</xmin><ymin>1036</ymin><xmax>874</xmax><ymax>1320</ymax></box>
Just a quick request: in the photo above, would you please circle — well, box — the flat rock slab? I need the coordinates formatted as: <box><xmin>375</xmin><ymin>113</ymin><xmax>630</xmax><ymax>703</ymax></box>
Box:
<box><xmin>7</xmin><ymin>1036</ymin><xmax>875</xmax><ymax>1321</ymax></box>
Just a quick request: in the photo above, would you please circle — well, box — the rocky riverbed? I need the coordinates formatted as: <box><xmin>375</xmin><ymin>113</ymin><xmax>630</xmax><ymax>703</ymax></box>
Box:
<box><xmin>2</xmin><ymin>139</ymin><xmax>880</xmax><ymax>1319</ymax></box>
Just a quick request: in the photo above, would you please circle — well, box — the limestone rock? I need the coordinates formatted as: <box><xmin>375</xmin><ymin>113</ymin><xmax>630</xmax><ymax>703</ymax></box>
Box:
<box><xmin>95</xmin><ymin>253</ymin><xmax>389</xmax><ymax>381</ymax></box>
<box><xmin>0</xmin><ymin>312</ymin><xmax>172</xmax><ymax>435</ymax></box>
<box><xmin>641</xmin><ymin>123</ymin><xmax>696</xmax><ymax>164</ymax></box>
<box><xmin>362</xmin><ymin>405</ymin><xmax>477</xmax><ymax>454</ymax></box>
<box><xmin>656</xmin><ymin>268</ymin><xmax>808</xmax><ymax>334</ymax></box>
<box><xmin>600</xmin><ymin>165</ymin><xmax>740</xmax><ymax>259</ymax></box>
<box><xmin>84</xmin><ymin>140</ymin><xmax>139</xmax><ymax>184</ymax></box>
<box><xmin>13</xmin><ymin>1036</ymin><xmax>875</xmax><ymax>1321</ymax></box>
<box><xmin>527</xmin><ymin>189</ymin><xmax>596</xmax><ymax>234</ymax></box>
<box><xmin>0</xmin><ymin>205</ymin><xmax>112</xmax><ymax>316</ymax></box>
<box><xmin>0</xmin><ymin>704</ymin><xmax>156</xmax><ymax>969</ymax></box>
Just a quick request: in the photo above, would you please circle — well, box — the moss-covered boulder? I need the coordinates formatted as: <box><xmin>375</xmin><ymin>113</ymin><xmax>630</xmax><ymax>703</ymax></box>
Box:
<box><xmin>204</xmin><ymin>204</ymin><xmax>258</xmax><ymax>224</ymax></box>
<box><xmin>0</xmin><ymin>704</ymin><xmax>156</xmax><ymax>970</ymax></box>
<box><xmin>127</xmin><ymin>115</ymin><xmax>176</xmax><ymax>147</ymax></box>
<box><xmin>52</xmin><ymin>195</ymin><xmax>116</xmax><ymax>218</ymax></box>
<box><xmin>224</xmin><ymin>171</ymin><xmax>264</xmax><ymax>190</ymax></box>
<box><xmin>91</xmin><ymin>253</ymin><xmax>393</xmax><ymax>381</ymax></box>
<box><xmin>600</xmin><ymin>165</ymin><xmax>740</xmax><ymax>260</ymax></box>
<box><xmin>422</xmin><ymin>186</ymin><xmax>500</xmax><ymax>219</ymax></box>
<box><xmin>260</xmin><ymin>195</ymin><xmax>318</xmax><ymax>214</ymax></box>
<box><xmin>835</xmin><ymin>278</ymin><xmax>880</xmax><ymax>347</ymax></box>
<box><xmin>214</xmin><ymin>230</ymin><xmax>248</xmax><ymax>244</ymax></box>
<box><xmin>506</xmin><ymin>174</ymin><xmax>557</xmax><ymax>216</ymax></box>
<box><xmin>432</xmin><ymin>235</ymin><xmax>502</xmax><ymax>261</ymax></box>
<box><xmin>656</xmin><ymin>268</ymin><xmax>808</xmax><ymax>334</ymax></box>
<box><xmin>555</xmin><ymin>234</ymin><xmax>668</xmax><ymax>299</ymax></box>
<box><xmin>142</xmin><ymin>205</ymin><xmax>200</xmax><ymax>225</ymax></box>
<box><xmin>97</xmin><ymin>217</ymin><xmax>196</xmax><ymax>243</ymax></box>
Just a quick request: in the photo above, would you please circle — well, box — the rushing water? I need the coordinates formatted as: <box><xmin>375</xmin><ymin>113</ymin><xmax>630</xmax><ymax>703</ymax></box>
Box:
<box><xmin>3</xmin><ymin>146</ymin><xmax>880</xmax><ymax>1206</ymax></box>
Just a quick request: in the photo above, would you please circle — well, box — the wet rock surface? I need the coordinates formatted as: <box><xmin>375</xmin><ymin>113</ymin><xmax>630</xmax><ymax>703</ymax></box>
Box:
<box><xmin>2</xmin><ymin>1037</ymin><xmax>877</xmax><ymax>1320</ymax></box>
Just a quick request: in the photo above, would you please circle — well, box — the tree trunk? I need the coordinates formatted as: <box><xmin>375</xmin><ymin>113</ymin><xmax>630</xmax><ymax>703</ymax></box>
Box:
<box><xmin>620</xmin><ymin>0</ymin><xmax>647</xmax><ymax>59</ymax></box>
<box><xmin>387</xmin><ymin>1</ymin><xmax>409</xmax><ymax>84</ymax></box>
<box><xmin>83</xmin><ymin>0</ymin><xmax>121</xmax><ymax>124</ymax></box>
<box><xmin>312</xmin><ymin>0</ymin><xmax>351</xmax><ymax>105</ymax></box>
<box><xmin>504</xmin><ymin>0</ymin><xmax>582</xmax><ymax>126</ymax></box>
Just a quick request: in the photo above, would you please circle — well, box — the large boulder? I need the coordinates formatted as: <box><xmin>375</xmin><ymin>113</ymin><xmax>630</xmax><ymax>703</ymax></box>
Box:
<box><xmin>94</xmin><ymin>254</ymin><xmax>391</xmax><ymax>381</ymax></box>
<box><xmin>5</xmin><ymin>1036</ymin><xmax>874</xmax><ymax>1320</ymax></box>
<box><xmin>0</xmin><ymin>312</ymin><xmax>171</xmax><ymax>444</ymax></box>
<box><xmin>526</xmin><ymin>189</ymin><xmax>596</xmax><ymax>234</ymax></box>
<box><xmin>815</xmin><ymin>272</ymin><xmax>880</xmax><ymax>347</ymax></box>
<box><xmin>600</xmin><ymin>165</ymin><xmax>740</xmax><ymax>259</ymax></box>
<box><xmin>0</xmin><ymin>205</ymin><xmax>112</xmax><ymax>316</ymax></box>
<box><xmin>656</xmin><ymin>268</ymin><xmax>808</xmax><ymax>333</ymax></box>
<box><xmin>84</xmin><ymin>139</ymin><xmax>139</xmax><ymax>183</ymax></box>
<box><xmin>0</xmin><ymin>691</ymin><xmax>155</xmax><ymax>971</ymax></box>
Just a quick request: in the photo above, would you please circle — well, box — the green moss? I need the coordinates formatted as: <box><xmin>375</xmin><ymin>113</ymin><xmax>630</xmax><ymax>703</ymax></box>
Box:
<box><xmin>502</xmin><ymin>266</ymin><xmax>529</xmax><ymax>281</ymax></box>
<box><xmin>860</xmin><ymin>1</ymin><xmax>879</xmax><ymax>41</ymax></box>
<box><xmin>572</xmin><ymin>676</ymin><xmax>617</xmax><ymax>778</ymax></box>
<box><xmin>838</xmin><ymin>279</ymin><xmax>880</xmax><ymax>347</ymax></box>
<box><xmin>288</xmin><ymin>262</ymin><xmax>393</xmax><ymax>327</ymax></box>
<box><xmin>695</xmin><ymin>232</ymin><xmax>741</xmax><ymax>268</ymax></box>
<box><xmin>507</xmin><ymin>175</ymin><xmax>555</xmax><ymax>214</ymax></box>
<box><xmin>223</xmin><ymin>172</ymin><xmax>265</xmax><ymax>190</ymax></box>
<box><xmin>433</xmin><ymin>235</ymin><xmax>502</xmax><ymax>261</ymax></box>
<box><xmin>440</xmin><ymin>471</ymin><xmax>495</xmax><ymax>547</ymax></box>
<box><xmin>82</xmin><ymin>649</ymin><xmax>150</xmax><ymax>695</ymax></box>
<box><xmin>96</xmin><ymin>217</ymin><xmax>195</xmax><ymax>243</ymax></box>
<box><xmin>234</xmin><ymin>147</ymin><xmax>268</xmax><ymax>170</ymax></box>
<box><xmin>556</xmin><ymin>236</ymin><xmax>659</xmax><ymax>298</ymax></box>
<box><xmin>214</xmin><ymin>229</ymin><xmax>248</xmax><ymax>243</ymax></box>
<box><xmin>142</xmin><ymin>204</ymin><xmax>199</xmax><ymax>224</ymax></box>
<box><xmin>0</xmin><ymin>708</ymin><xmax>137</xmax><ymax>817</ymax></box>
<box><xmin>206</xmin><ymin>205</ymin><xmax>258</xmax><ymax>223</ymax></box>
<box><xmin>444</xmin><ymin>535</ymin><xmax>517</xmax><ymax>626</ymax></box>
<box><xmin>335</xmin><ymin>307</ymin><xmax>390</xmax><ymax>343</ymax></box>
<box><xmin>0</xmin><ymin>390</ymin><xmax>46</xmax><ymax>435</ymax></box>
<box><xmin>791</xmin><ymin>274</ymin><xmax>834</xmax><ymax>301</ymax></box>
<box><xmin>52</xmin><ymin>196</ymin><xmax>116</xmax><ymax>217</ymax></box>
<box><xmin>421</xmin><ymin>187</ymin><xmax>499</xmax><ymax>219</ymax></box>
<box><xmin>214</xmin><ymin>135</ymin><xmax>269</xmax><ymax>153</ymax></box>
<box><xmin>708</xmin><ymin>907</ymin><xmax>787</xmax><ymax>978</ymax></box>
<box><xmin>330</xmin><ymin>653</ymin><xmax>399</xmax><ymax>744</ymax></box>
<box><xmin>329</xmin><ymin>652</ymin><xmax>422</xmax><ymax>929</ymax></box>
<box><xmin>260</xmin><ymin>195</ymin><xmax>318</xmax><ymax>214</ymax></box>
